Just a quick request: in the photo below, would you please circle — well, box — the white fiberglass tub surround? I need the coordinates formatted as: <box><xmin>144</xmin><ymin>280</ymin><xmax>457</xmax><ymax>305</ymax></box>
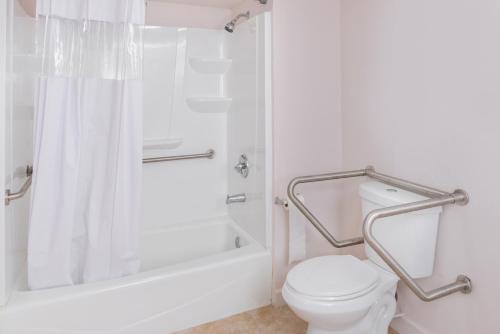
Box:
<box><xmin>0</xmin><ymin>217</ymin><xmax>271</xmax><ymax>334</ymax></box>
<box><xmin>0</xmin><ymin>5</ymin><xmax>272</xmax><ymax>334</ymax></box>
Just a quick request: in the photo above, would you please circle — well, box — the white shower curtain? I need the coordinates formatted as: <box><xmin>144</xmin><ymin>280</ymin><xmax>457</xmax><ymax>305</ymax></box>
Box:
<box><xmin>28</xmin><ymin>0</ymin><xmax>145</xmax><ymax>289</ymax></box>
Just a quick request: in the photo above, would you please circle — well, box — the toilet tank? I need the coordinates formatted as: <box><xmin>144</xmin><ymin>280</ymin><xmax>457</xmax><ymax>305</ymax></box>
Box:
<box><xmin>359</xmin><ymin>181</ymin><xmax>442</xmax><ymax>278</ymax></box>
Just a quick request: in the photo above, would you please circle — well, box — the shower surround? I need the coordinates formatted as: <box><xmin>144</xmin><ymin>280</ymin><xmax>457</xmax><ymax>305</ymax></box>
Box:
<box><xmin>0</xmin><ymin>1</ymin><xmax>273</xmax><ymax>332</ymax></box>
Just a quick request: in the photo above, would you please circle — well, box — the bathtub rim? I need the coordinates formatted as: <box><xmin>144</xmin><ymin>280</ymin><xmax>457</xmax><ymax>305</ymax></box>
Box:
<box><xmin>2</xmin><ymin>215</ymin><xmax>268</xmax><ymax>312</ymax></box>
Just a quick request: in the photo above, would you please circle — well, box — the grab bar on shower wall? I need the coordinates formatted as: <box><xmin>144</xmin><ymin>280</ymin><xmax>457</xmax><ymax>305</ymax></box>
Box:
<box><xmin>5</xmin><ymin>165</ymin><xmax>33</xmax><ymax>205</ymax></box>
<box><xmin>3</xmin><ymin>149</ymin><xmax>215</xmax><ymax>205</ymax></box>
<box><xmin>287</xmin><ymin>166</ymin><xmax>472</xmax><ymax>302</ymax></box>
<box><xmin>143</xmin><ymin>149</ymin><xmax>215</xmax><ymax>164</ymax></box>
<box><xmin>4</xmin><ymin>149</ymin><xmax>215</xmax><ymax>205</ymax></box>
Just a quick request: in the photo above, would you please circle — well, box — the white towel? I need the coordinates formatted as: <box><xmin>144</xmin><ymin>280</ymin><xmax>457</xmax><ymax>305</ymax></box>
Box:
<box><xmin>288</xmin><ymin>194</ymin><xmax>307</xmax><ymax>264</ymax></box>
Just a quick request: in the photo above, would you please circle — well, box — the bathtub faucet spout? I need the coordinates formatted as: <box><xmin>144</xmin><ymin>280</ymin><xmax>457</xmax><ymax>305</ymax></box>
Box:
<box><xmin>226</xmin><ymin>193</ymin><xmax>247</xmax><ymax>204</ymax></box>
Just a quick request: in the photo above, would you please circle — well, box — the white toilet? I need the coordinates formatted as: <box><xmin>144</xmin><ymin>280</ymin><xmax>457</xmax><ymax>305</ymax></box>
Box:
<box><xmin>283</xmin><ymin>181</ymin><xmax>442</xmax><ymax>334</ymax></box>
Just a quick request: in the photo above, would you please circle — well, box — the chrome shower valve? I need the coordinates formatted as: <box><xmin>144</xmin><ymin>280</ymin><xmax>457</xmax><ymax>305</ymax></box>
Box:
<box><xmin>234</xmin><ymin>154</ymin><xmax>249</xmax><ymax>178</ymax></box>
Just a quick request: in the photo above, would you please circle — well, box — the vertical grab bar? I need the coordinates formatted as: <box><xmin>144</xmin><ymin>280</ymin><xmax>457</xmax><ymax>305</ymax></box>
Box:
<box><xmin>5</xmin><ymin>165</ymin><xmax>33</xmax><ymax>205</ymax></box>
<box><xmin>363</xmin><ymin>193</ymin><xmax>472</xmax><ymax>301</ymax></box>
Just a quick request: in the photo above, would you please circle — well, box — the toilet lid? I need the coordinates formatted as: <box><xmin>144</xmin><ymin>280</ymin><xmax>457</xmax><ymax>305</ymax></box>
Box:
<box><xmin>286</xmin><ymin>255</ymin><xmax>380</xmax><ymax>299</ymax></box>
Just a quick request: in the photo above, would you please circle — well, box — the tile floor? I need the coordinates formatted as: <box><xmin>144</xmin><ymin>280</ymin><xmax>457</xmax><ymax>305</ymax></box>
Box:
<box><xmin>175</xmin><ymin>305</ymin><xmax>399</xmax><ymax>334</ymax></box>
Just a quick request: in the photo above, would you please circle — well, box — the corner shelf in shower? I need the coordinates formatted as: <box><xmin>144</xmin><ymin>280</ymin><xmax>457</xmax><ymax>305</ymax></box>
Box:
<box><xmin>189</xmin><ymin>58</ymin><xmax>232</xmax><ymax>74</ymax></box>
<box><xmin>143</xmin><ymin>138</ymin><xmax>183</xmax><ymax>150</ymax></box>
<box><xmin>186</xmin><ymin>97</ymin><xmax>232</xmax><ymax>114</ymax></box>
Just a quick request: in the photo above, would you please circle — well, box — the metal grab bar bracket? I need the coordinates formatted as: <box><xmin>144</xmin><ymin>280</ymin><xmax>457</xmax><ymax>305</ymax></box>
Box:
<box><xmin>287</xmin><ymin>165</ymin><xmax>472</xmax><ymax>301</ymax></box>
<box><xmin>5</xmin><ymin>165</ymin><xmax>33</xmax><ymax>205</ymax></box>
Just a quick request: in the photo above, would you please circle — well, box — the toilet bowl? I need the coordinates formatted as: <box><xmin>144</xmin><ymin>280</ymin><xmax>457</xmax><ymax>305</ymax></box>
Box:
<box><xmin>283</xmin><ymin>181</ymin><xmax>443</xmax><ymax>333</ymax></box>
<box><xmin>282</xmin><ymin>255</ymin><xmax>398</xmax><ymax>334</ymax></box>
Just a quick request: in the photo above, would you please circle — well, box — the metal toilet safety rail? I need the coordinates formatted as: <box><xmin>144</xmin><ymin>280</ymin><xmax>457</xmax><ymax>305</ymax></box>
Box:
<box><xmin>287</xmin><ymin>166</ymin><xmax>472</xmax><ymax>302</ymax></box>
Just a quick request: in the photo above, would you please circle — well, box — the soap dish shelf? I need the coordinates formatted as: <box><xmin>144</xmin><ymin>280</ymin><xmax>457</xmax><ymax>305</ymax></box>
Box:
<box><xmin>186</xmin><ymin>97</ymin><xmax>232</xmax><ymax>114</ymax></box>
<box><xmin>143</xmin><ymin>138</ymin><xmax>183</xmax><ymax>150</ymax></box>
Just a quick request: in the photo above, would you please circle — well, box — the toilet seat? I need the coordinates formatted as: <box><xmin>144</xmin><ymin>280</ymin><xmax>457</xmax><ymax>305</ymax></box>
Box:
<box><xmin>283</xmin><ymin>256</ymin><xmax>399</xmax><ymax>334</ymax></box>
<box><xmin>285</xmin><ymin>255</ymin><xmax>380</xmax><ymax>301</ymax></box>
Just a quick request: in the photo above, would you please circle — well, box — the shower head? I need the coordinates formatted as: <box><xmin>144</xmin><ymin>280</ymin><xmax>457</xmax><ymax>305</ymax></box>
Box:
<box><xmin>224</xmin><ymin>11</ymin><xmax>250</xmax><ymax>33</ymax></box>
<box><xmin>225</xmin><ymin>22</ymin><xmax>235</xmax><ymax>33</ymax></box>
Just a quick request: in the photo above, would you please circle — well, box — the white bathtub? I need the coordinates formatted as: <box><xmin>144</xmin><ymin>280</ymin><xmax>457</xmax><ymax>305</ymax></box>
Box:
<box><xmin>0</xmin><ymin>217</ymin><xmax>272</xmax><ymax>334</ymax></box>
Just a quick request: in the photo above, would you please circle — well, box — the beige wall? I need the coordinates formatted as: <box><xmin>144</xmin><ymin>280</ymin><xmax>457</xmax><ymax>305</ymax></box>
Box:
<box><xmin>146</xmin><ymin>0</ymin><xmax>271</xmax><ymax>29</ymax></box>
<box><xmin>271</xmin><ymin>0</ymin><xmax>500</xmax><ymax>332</ymax></box>
<box><xmin>271</xmin><ymin>0</ymin><xmax>344</xmax><ymax>303</ymax></box>
<box><xmin>341</xmin><ymin>1</ymin><xmax>500</xmax><ymax>333</ymax></box>
<box><xmin>146</xmin><ymin>1</ymin><xmax>232</xmax><ymax>28</ymax></box>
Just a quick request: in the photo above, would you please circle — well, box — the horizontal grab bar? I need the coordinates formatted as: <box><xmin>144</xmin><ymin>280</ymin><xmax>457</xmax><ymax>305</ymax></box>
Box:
<box><xmin>5</xmin><ymin>165</ymin><xmax>33</xmax><ymax>205</ymax></box>
<box><xmin>143</xmin><ymin>149</ymin><xmax>215</xmax><ymax>164</ymax></box>
<box><xmin>4</xmin><ymin>149</ymin><xmax>216</xmax><ymax>205</ymax></box>
<box><xmin>287</xmin><ymin>166</ymin><xmax>472</xmax><ymax>302</ymax></box>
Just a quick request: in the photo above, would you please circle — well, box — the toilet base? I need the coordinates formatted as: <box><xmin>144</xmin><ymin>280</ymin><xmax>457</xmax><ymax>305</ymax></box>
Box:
<box><xmin>307</xmin><ymin>324</ymin><xmax>390</xmax><ymax>334</ymax></box>
<box><xmin>305</xmin><ymin>292</ymin><xmax>396</xmax><ymax>334</ymax></box>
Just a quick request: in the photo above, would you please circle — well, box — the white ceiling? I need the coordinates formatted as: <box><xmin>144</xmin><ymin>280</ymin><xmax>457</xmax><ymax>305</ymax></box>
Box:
<box><xmin>151</xmin><ymin>0</ymin><xmax>247</xmax><ymax>10</ymax></box>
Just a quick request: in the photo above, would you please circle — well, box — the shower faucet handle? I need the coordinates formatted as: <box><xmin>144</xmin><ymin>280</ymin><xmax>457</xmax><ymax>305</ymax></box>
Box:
<box><xmin>234</xmin><ymin>154</ymin><xmax>249</xmax><ymax>178</ymax></box>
